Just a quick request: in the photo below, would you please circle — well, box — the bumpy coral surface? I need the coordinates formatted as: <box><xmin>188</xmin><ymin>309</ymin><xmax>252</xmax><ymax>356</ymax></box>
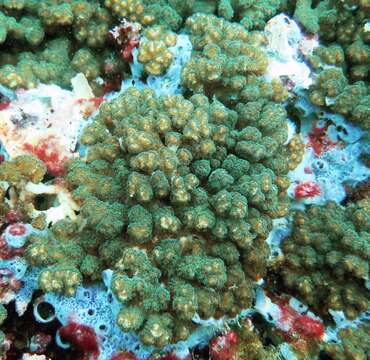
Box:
<box><xmin>181</xmin><ymin>13</ymin><xmax>288</xmax><ymax>104</ymax></box>
<box><xmin>0</xmin><ymin>0</ymin><xmax>120</xmax><ymax>90</ymax></box>
<box><xmin>308</xmin><ymin>62</ymin><xmax>370</xmax><ymax>130</ymax></box>
<box><xmin>169</xmin><ymin>0</ymin><xmax>282</xmax><ymax>30</ymax></box>
<box><xmin>323</xmin><ymin>322</ymin><xmax>370</xmax><ymax>360</ymax></box>
<box><xmin>281</xmin><ymin>201</ymin><xmax>369</xmax><ymax>319</ymax></box>
<box><xmin>59</xmin><ymin>85</ymin><xmax>295</xmax><ymax>347</ymax></box>
<box><xmin>300</xmin><ymin>1</ymin><xmax>370</xmax><ymax>129</ymax></box>
<box><xmin>0</xmin><ymin>155</ymin><xmax>46</xmax><ymax>223</ymax></box>
<box><xmin>104</xmin><ymin>0</ymin><xmax>283</xmax><ymax>31</ymax></box>
<box><xmin>223</xmin><ymin>318</ymin><xmax>281</xmax><ymax>359</ymax></box>
<box><xmin>104</xmin><ymin>0</ymin><xmax>182</xmax><ymax>30</ymax></box>
<box><xmin>0</xmin><ymin>0</ymin><xmax>112</xmax><ymax>46</ymax></box>
<box><xmin>138</xmin><ymin>25</ymin><xmax>177</xmax><ymax>75</ymax></box>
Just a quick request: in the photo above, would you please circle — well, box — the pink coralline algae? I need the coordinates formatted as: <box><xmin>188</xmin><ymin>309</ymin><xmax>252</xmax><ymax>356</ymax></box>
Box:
<box><xmin>294</xmin><ymin>181</ymin><xmax>321</xmax><ymax>199</ymax></box>
<box><xmin>23</xmin><ymin>136</ymin><xmax>68</xmax><ymax>177</ymax></box>
<box><xmin>277</xmin><ymin>300</ymin><xmax>325</xmax><ymax>341</ymax></box>
<box><xmin>209</xmin><ymin>331</ymin><xmax>238</xmax><ymax>360</ymax></box>
<box><xmin>59</xmin><ymin>322</ymin><xmax>100</xmax><ymax>360</ymax></box>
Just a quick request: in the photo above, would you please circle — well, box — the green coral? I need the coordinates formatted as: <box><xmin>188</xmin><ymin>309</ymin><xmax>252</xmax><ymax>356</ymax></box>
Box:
<box><xmin>229</xmin><ymin>317</ymin><xmax>283</xmax><ymax>359</ymax></box>
<box><xmin>104</xmin><ymin>0</ymin><xmax>147</xmax><ymax>23</ymax></box>
<box><xmin>308</xmin><ymin>66</ymin><xmax>370</xmax><ymax>130</ymax></box>
<box><xmin>293</xmin><ymin>0</ymin><xmax>332</xmax><ymax>34</ymax></box>
<box><xmin>308</xmin><ymin>44</ymin><xmax>346</xmax><ymax>69</ymax></box>
<box><xmin>24</xmin><ymin>216</ymin><xmax>119</xmax><ymax>295</ymax></box>
<box><xmin>181</xmin><ymin>13</ymin><xmax>287</xmax><ymax>104</ymax></box>
<box><xmin>62</xmin><ymin>85</ymin><xmax>295</xmax><ymax>346</ymax></box>
<box><xmin>104</xmin><ymin>0</ymin><xmax>282</xmax><ymax>31</ymax></box>
<box><xmin>168</xmin><ymin>0</ymin><xmax>282</xmax><ymax>29</ymax></box>
<box><xmin>0</xmin><ymin>304</ymin><xmax>7</xmax><ymax>325</ymax></box>
<box><xmin>25</xmin><ymin>220</ymin><xmax>83</xmax><ymax>295</ymax></box>
<box><xmin>291</xmin><ymin>0</ymin><xmax>368</xmax><ymax>41</ymax></box>
<box><xmin>226</xmin><ymin>0</ymin><xmax>282</xmax><ymax>30</ymax></box>
<box><xmin>104</xmin><ymin>0</ymin><xmax>182</xmax><ymax>30</ymax></box>
<box><xmin>1</xmin><ymin>1</ymin><xmax>368</xmax><ymax>355</ymax></box>
<box><xmin>317</xmin><ymin>1</ymin><xmax>368</xmax><ymax>45</ymax></box>
<box><xmin>0</xmin><ymin>0</ymin><xmax>120</xmax><ymax>90</ymax></box>
<box><xmin>0</xmin><ymin>155</ymin><xmax>46</xmax><ymax>185</ymax></box>
<box><xmin>0</xmin><ymin>37</ymin><xmax>121</xmax><ymax>90</ymax></box>
<box><xmin>323</xmin><ymin>322</ymin><xmax>370</xmax><ymax>360</ymax></box>
<box><xmin>38</xmin><ymin>264</ymin><xmax>82</xmax><ymax>296</ymax></box>
<box><xmin>291</xmin><ymin>1</ymin><xmax>369</xmax><ymax>135</ymax></box>
<box><xmin>1</xmin><ymin>39</ymin><xmax>71</xmax><ymax>88</ymax></box>
<box><xmin>307</xmin><ymin>40</ymin><xmax>369</xmax><ymax>129</ymax></box>
<box><xmin>181</xmin><ymin>13</ymin><xmax>265</xmax><ymax>98</ymax></box>
<box><xmin>138</xmin><ymin>25</ymin><xmax>178</xmax><ymax>75</ymax></box>
<box><xmin>0</xmin><ymin>155</ymin><xmax>47</xmax><ymax>224</ymax></box>
<box><xmin>302</xmin><ymin>0</ymin><xmax>369</xmax><ymax>85</ymax></box>
<box><xmin>0</xmin><ymin>11</ymin><xmax>44</xmax><ymax>46</ymax></box>
<box><xmin>0</xmin><ymin>0</ymin><xmax>112</xmax><ymax>46</ymax></box>
<box><xmin>280</xmin><ymin>200</ymin><xmax>370</xmax><ymax>319</ymax></box>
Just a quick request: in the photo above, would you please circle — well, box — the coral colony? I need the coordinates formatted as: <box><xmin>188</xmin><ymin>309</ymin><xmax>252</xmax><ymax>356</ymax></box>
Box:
<box><xmin>0</xmin><ymin>1</ymin><xmax>369</xmax><ymax>360</ymax></box>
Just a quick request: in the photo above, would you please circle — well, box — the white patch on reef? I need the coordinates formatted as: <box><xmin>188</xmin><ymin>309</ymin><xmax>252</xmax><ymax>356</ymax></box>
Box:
<box><xmin>289</xmin><ymin>297</ymin><xmax>308</xmax><ymax>314</ymax></box>
<box><xmin>265</xmin><ymin>14</ymin><xmax>302</xmax><ymax>60</ymax></box>
<box><xmin>266</xmin><ymin>217</ymin><xmax>292</xmax><ymax>261</ymax></box>
<box><xmin>22</xmin><ymin>354</ymin><xmax>51</xmax><ymax>360</ymax></box>
<box><xmin>71</xmin><ymin>73</ymin><xmax>95</xmax><ymax>100</ymax></box>
<box><xmin>284</xmin><ymin>119</ymin><xmax>297</xmax><ymax>145</ymax></box>
<box><xmin>25</xmin><ymin>182</ymin><xmax>80</xmax><ymax>225</ymax></box>
<box><xmin>254</xmin><ymin>289</ymin><xmax>281</xmax><ymax>325</ymax></box>
<box><xmin>0</xmin><ymin>77</ymin><xmax>92</xmax><ymax>161</ymax></box>
<box><xmin>264</xmin><ymin>14</ymin><xmax>318</xmax><ymax>90</ymax></box>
